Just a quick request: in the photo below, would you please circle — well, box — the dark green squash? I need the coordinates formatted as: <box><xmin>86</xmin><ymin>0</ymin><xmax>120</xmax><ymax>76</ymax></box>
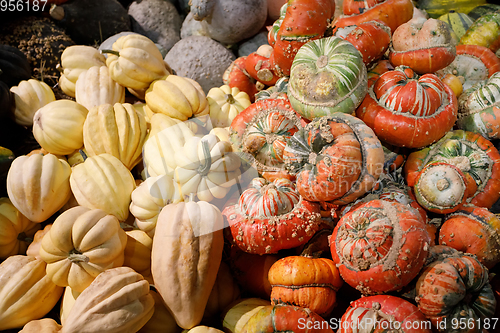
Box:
<box><xmin>0</xmin><ymin>146</ymin><xmax>14</xmax><ymax>198</ymax></box>
<box><xmin>0</xmin><ymin>45</ymin><xmax>31</xmax><ymax>88</ymax></box>
<box><xmin>0</xmin><ymin>80</ymin><xmax>13</xmax><ymax>121</ymax></box>
<box><xmin>438</xmin><ymin>11</ymin><xmax>474</xmax><ymax>40</ymax></box>
<box><xmin>468</xmin><ymin>3</ymin><xmax>500</xmax><ymax>21</ymax></box>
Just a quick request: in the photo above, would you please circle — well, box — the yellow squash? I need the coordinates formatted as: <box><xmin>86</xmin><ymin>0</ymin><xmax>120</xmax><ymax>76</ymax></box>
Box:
<box><xmin>75</xmin><ymin>66</ymin><xmax>125</xmax><ymax>110</ymax></box>
<box><xmin>11</xmin><ymin>79</ymin><xmax>55</xmax><ymax>126</ymax></box>
<box><xmin>207</xmin><ymin>85</ymin><xmax>251</xmax><ymax>128</ymax></box>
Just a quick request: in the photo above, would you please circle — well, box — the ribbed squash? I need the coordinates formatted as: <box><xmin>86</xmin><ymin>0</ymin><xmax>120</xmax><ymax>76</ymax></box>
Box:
<box><xmin>123</xmin><ymin>229</ymin><xmax>152</xmax><ymax>276</ymax></box>
<box><xmin>26</xmin><ymin>224</ymin><xmax>52</xmax><ymax>259</ymax></box>
<box><xmin>0</xmin><ymin>197</ymin><xmax>40</xmax><ymax>259</ymax></box>
<box><xmin>460</xmin><ymin>12</ymin><xmax>500</xmax><ymax>53</ymax></box>
<box><xmin>438</xmin><ymin>11</ymin><xmax>474</xmax><ymax>40</ymax></box>
<box><xmin>207</xmin><ymin>85</ymin><xmax>251</xmax><ymax>128</ymax></box>
<box><xmin>145</xmin><ymin>75</ymin><xmax>209</xmax><ymax>121</ymax></box>
<box><xmin>152</xmin><ymin>201</ymin><xmax>224</xmax><ymax>329</ymax></box>
<box><xmin>58</xmin><ymin>45</ymin><xmax>106</xmax><ymax>98</ymax></box>
<box><xmin>19</xmin><ymin>318</ymin><xmax>62</xmax><ymax>333</ymax></box>
<box><xmin>32</xmin><ymin>100</ymin><xmax>89</xmax><ymax>155</ymax></box>
<box><xmin>468</xmin><ymin>4</ymin><xmax>500</xmax><ymax>21</ymax></box>
<box><xmin>222</xmin><ymin>298</ymin><xmax>271</xmax><ymax>333</ymax></box>
<box><xmin>7</xmin><ymin>153</ymin><xmax>71</xmax><ymax>222</ymax></box>
<box><xmin>10</xmin><ymin>79</ymin><xmax>55</xmax><ymax>126</ymax></box>
<box><xmin>0</xmin><ymin>255</ymin><xmax>63</xmax><ymax>330</ymax></box>
<box><xmin>83</xmin><ymin>103</ymin><xmax>147</xmax><ymax>170</ymax></box>
<box><xmin>59</xmin><ymin>286</ymin><xmax>80</xmax><ymax>326</ymax></box>
<box><xmin>105</xmin><ymin>34</ymin><xmax>169</xmax><ymax>90</ymax></box>
<box><xmin>39</xmin><ymin>206</ymin><xmax>127</xmax><ymax>292</ymax></box>
<box><xmin>60</xmin><ymin>267</ymin><xmax>155</xmax><ymax>333</ymax></box>
<box><xmin>75</xmin><ymin>66</ymin><xmax>125</xmax><ymax>110</ymax></box>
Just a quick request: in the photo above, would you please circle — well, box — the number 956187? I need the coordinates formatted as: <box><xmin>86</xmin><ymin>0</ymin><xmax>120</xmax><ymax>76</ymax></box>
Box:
<box><xmin>0</xmin><ymin>0</ymin><xmax>48</xmax><ymax>12</ymax></box>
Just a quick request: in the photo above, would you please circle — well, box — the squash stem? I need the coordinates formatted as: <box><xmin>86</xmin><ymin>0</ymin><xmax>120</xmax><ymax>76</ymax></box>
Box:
<box><xmin>100</xmin><ymin>49</ymin><xmax>120</xmax><ymax>57</ymax></box>
<box><xmin>79</xmin><ymin>149</ymin><xmax>88</xmax><ymax>161</ymax></box>
<box><xmin>197</xmin><ymin>139</ymin><xmax>212</xmax><ymax>176</ymax></box>
<box><xmin>68</xmin><ymin>249</ymin><xmax>89</xmax><ymax>263</ymax></box>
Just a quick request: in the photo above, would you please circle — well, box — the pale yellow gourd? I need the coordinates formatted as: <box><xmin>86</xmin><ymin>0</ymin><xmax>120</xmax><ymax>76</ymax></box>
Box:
<box><xmin>19</xmin><ymin>318</ymin><xmax>62</xmax><ymax>333</ymax></box>
<box><xmin>69</xmin><ymin>153</ymin><xmax>136</xmax><ymax>221</ymax></box>
<box><xmin>59</xmin><ymin>286</ymin><xmax>80</xmax><ymax>326</ymax></box>
<box><xmin>0</xmin><ymin>197</ymin><xmax>40</xmax><ymax>259</ymax></box>
<box><xmin>151</xmin><ymin>201</ymin><xmax>224</xmax><ymax>329</ymax></box>
<box><xmin>11</xmin><ymin>79</ymin><xmax>56</xmax><ymax>126</ymax></box>
<box><xmin>105</xmin><ymin>34</ymin><xmax>169</xmax><ymax>90</ymax></box>
<box><xmin>58</xmin><ymin>45</ymin><xmax>107</xmax><ymax>97</ymax></box>
<box><xmin>207</xmin><ymin>85</ymin><xmax>251</xmax><ymax>128</ymax></box>
<box><xmin>75</xmin><ymin>66</ymin><xmax>125</xmax><ymax>110</ymax></box>
<box><xmin>129</xmin><ymin>174</ymin><xmax>179</xmax><ymax>237</ymax></box>
<box><xmin>7</xmin><ymin>153</ymin><xmax>72</xmax><ymax>222</ymax></box>
<box><xmin>123</xmin><ymin>229</ymin><xmax>152</xmax><ymax>275</ymax></box>
<box><xmin>145</xmin><ymin>75</ymin><xmax>209</xmax><ymax>121</ymax></box>
<box><xmin>61</xmin><ymin>267</ymin><xmax>155</xmax><ymax>333</ymax></box>
<box><xmin>142</xmin><ymin>113</ymin><xmax>195</xmax><ymax>177</ymax></box>
<box><xmin>39</xmin><ymin>206</ymin><xmax>127</xmax><ymax>292</ymax></box>
<box><xmin>83</xmin><ymin>103</ymin><xmax>147</xmax><ymax>170</ymax></box>
<box><xmin>0</xmin><ymin>255</ymin><xmax>64</xmax><ymax>330</ymax></box>
<box><xmin>32</xmin><ymin>100</ymin><xmax>89</xmax><ymax>155</ymax></box>
<box><xmin>221</xmin><ymin>298</ymin><xmax>271</xmax><ymax>333</ymax></box>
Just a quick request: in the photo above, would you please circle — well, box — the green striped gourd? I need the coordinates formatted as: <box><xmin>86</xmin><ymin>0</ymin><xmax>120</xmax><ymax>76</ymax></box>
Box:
<box><xmin>438</xmin><ymin>11</ymin><xmax>474</xmax><ymax>40</ymax></box>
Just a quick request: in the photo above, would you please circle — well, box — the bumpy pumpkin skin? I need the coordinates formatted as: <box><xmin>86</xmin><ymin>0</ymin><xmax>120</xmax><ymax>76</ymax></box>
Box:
<box><xmin>61</xmin><ymin>267</ymin><xmax>155</xmax><ymax>333</ymax></box>
<box><xmin>10</xmin><ymin>79</ymin><xmax>55</xmax><ymax>127</ymax></box>
<box><xmin>152</xmin><ymin>201</ymin><xmax>224</xmax><ymax>329</ymax></box>
<box><xmin>0</xmin><ymin>255</ymin><xmax>64</xmax><ymax>331</ymax></box>
<box><xmin>7</xmin><ymin>153</ymin><xmax>72</xmax><ymax>223</ymax></box>
<box><xmin>39</xmin><ymin>206</ymin><xmax>128</xmax><ymax>293</ymax></box>
<box><xmin>75</xmin><ymin>66</ymin><xmax>125</xmax><ymax>111</ymax></box>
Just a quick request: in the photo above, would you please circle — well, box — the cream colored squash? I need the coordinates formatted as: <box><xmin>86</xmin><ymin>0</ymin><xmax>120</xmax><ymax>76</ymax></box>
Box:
<box><xmin>58</xmin><ymin>45</ymin><xmax>106</xmax><ymax>98</ymax></box>
<box><xmin>32</xmin><ymin>100</ymin><xmax>89</xmax><ymax>155</ymax></box>
<box><xmin>123</xmin><ymin>229</ymin><xmax>152</xmax><ymax>275</ymax></box>
<box><xmin>207</xmin><ymin>85</ymin><xmax>251</xmax><ymax>128</ymax></box>
<box><xmin>26</xmin><ymin>224</ymin><xmax>52</xmax><ymax>259</ymax></box>
<box><xmin>39</xmin><ymin>206</ymin><xmax>127</xmax><ymax>292</ymax></box>
<box><xmin>174</xmin><ymin>134</ymin><xmax>241</xmax><ymax>202</ymax></box>
<box><xmin>0</xmin><ymin>255</ymin><xmax>64</xmax><ymax>330</ymax></box>
<box><xmin>139</xmin><ymin>289</ymin><xmax>182</xmax><ymax>333</ymax></box>
<box><xmin>105</xmin><ymin>34</ymin><xmax>169</xmax><ymax>90</ymax></box>
<box><xmin>209</xmin><ymin>127</ymin><xmax>231</xmax><ymax>143</ymax></box>
<box><xmin>0</xmin><ymin>197</ymin><xmax>40</xmax><ymax>259</ymax></box>
<box><xmin>11</xmin><ymin>79</ymin><xmax>56</xmax><ymax>126</ymax></box>
<box><xmin>203</xmin><ymin>261</ymin><xmax>240</xmax><ymax>322</ymax></box>
<box><xmin>61</xmin><ymin>266</ymin><xmax>155</xmax><ymax>333</ymax></box>
<box><xmin>221</xmin><ymin>298</ymin><xmax>271</xmax><ymax>333</ymax></box>
<box><xmin>145</xmin><ymin>75</ymin><xmax>209</xmax><ymax>121</ymax></box>
<box><xmin>130</xmin><ymin>174</ymin><xmax>179</xmax><ymax>237</ymax></box>
<box><xmin>59</xmin><ymin>286</ymin><xmax>80</xmax><ymax>326</ymax></box>
<box><xmin>151</xmin><ymin>201</ymin><xmax>224</xmax><ymax>329</ymax></box>
<box><xmin>83</xmin><ymin>103</ymin><xmax>147</xmax><ymax>170</ymax></box>
<box><xmin>75</xmin><ymin>66</ymin><xmax>125</xmax><ymax>110</ymax></box>
<box><xmin>7</xmin><ymin>153</ymin><xmax>72</xmax><ymax>222</ymax></box>
<box><xmin>19</xmin><ymin>318</ymin><xmax>62</xmax><ymax>333</ymax></box>
<box><xmin>69</xmin><ymin>153</ymin><xmax>136</xmax><ymax>221</ymax></box>
<box><xmin>142</xmin><ymin>113</ymin><xmax>196</xmax><ymax>177</ymax></box>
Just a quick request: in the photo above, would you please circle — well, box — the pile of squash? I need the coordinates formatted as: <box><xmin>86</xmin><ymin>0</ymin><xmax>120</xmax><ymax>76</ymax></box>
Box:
<box><xmin>2</xmin><ymin>0</ymin><xmax>500</xmax><ymax>332</ymax></box>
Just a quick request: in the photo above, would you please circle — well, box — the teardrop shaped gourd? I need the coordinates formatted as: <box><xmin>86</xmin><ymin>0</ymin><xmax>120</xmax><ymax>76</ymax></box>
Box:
<box><xmin>10</xmin><ymin>79</ymin><xmax>55</xmax><ymax>126</ymax></box>
<box><xmin>151</xmin><ymin>201</ymin><xmax>224</xmax><ymax>329</ymax></box>
<box><xmin>7</xmin><ymin>153</ymin><xmax>72</xmax><ymax>222</ymax></box>
<box><xmin>32</xmin><ymin>100</ymin><xmax>89</xmax><ymax>155</ymax></box>
<box><xmin>75</xmin><ymin>66</ymin><xmax>125</xmax><ymax>110</ymax></box>
<box><xmin>70</xmin><ymin>153</ymin><xmax>136</xmax><ymax>221</ymax></box>
<box><xmin>39</xmin><ymin>206</ymin><xmax>127</xmax><ymax>292</ymax></box>
<box><xmin>0</xmin><ymin>255</ymin><xmax>64</xmax><ymax>330</ymax></box>
<box><xmin>60</xmin><ymin>267</ymin><xmax>155</xmax><ymax>333</ymax></box>
<box><xmin>83</xmin><ymin>103</ymin><xmax>148</xmax><ymax>170</ymax></box>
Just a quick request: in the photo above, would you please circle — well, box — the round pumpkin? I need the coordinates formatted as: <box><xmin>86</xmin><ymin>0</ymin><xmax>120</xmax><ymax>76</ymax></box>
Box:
<box><xmin>10</xmin><ymin>79</ymin><xmax>55</xmax><ymax>127</ymax></box>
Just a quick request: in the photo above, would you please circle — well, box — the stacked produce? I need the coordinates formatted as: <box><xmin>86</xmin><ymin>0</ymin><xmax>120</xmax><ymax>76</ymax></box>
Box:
<box><xmin>2</xmin><ymin>0</ymin><xmax>500</xmax><ymax>332</ymax></box>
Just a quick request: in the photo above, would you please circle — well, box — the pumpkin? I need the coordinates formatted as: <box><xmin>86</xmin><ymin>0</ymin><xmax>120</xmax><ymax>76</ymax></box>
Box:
<box><xmin>222</xmin><ymin>298</ymin><xmax>271</xmax><ymax>333</ymax></box>
<box><xmin>58</xmin><ymin>45</ymin><xmax>107</xmax><ymax>98</ymax></box>
<box><xmin>436</xmin><ymin>44</ymin><xmax>500</xmax><ymax>91</ymax></box>
<box><xmin>356</xmin><ymin>66</ymin><xmax>458</xmax><ymax>149</ymax></box>
<box><xmin>39</xmin><ymin>206</ymin><xmax>127</xmax><ymax>292</ymax></box>
<box><xmin>288</xmin><ymin>36</ymin><xmax>368</xmax><ymax>120</ymax></box>
<box><xmin>415</xmin><ymin>251</ymin><xmax>496</xmax><ymax>330</ymax></box>
<box><xmin>339</xmin><ymin>295</ymin><xmax>432</xmax><ymax>333</ymax></box>
<box><xmin>331</xmin><ymin>199</ymin><xmax>430</xmax><ymax>295</ymax></box>
<box><xmin>83</xmin><ymin>103</ymin><xmax>147</xmax><ymax>170</ymax></box>
<box><xmin>145</xmin><ymin>75</ymin><xmax>209</xmax><ymax>122</ymax></box>
<box><xmin>457</xmin><ymin>72</ymin><xmax>500</xmax><ymax>140</ymax></box>
<box><xmin>70</xmin><ymin>153</ymin><xmax>136</xmax><ymax>221</ymax></box>
<box><xmin>439</xmin><ymin>205</ymin><xmax>500</xmax><ymax>269</ymax></box>
<box><xmin>0</xmin><ymin>197</ymin><xmax>40</xmax><ymax>259</ymax></box>
<box><xmin>151</xmin><ymin>200</ymin><xmax>224</xmax><ymax>329</ymax></box>
<box><xmin>207</xmin><ymin>85</ymin><xmax>251</xmax><ymax>128</ymax></box>
<box><xmin>10</xmin><ymin>79</ymin><xmax>55</xmax><ymax>127</ymax></box>
<box><xmin>123</xmin><ymin>229</ymin><xmax>152</xmax><ymax>276</ymax></box>
<box><xmin>438</xmin><ymin>11</ymin><xmax>474</xmax><ymax>40</ymax></box>
<box><xmin>254</xmin><ymin>77</ymin><xmax>289</xmax><ymax>102</ymax></box>
<box><xmin>460</xmin><ymin>12</ymin><xmax>500</xmax><ymax>53</ymax></box>
<box><xmin>19</xmin><ymin>318</ymin><xmax>62</xmax><ymax>333</ymax></box>
<box><xmin>32</xmin><ymin>100</ymin><xmax>89</xmax><ymax>155</ymax></box>
<box><xmin>404</xmin><ymin>130</ymin><xmax>500</xmax><ymax>209</ymax></box>
<box><xmin>240</xmin><ymin>304</ymin><xmax>333</xmax><ymax>333</ymax></box>
<box><xmin>0</xmin><ymin>44</ymin><xmax>31</xmax><ymax>87</ymax></box>
<box><xmin>7</xmin><ymin>153</ymin><xmax>71</xmax><ymax>222</ymax></box>
<box><xmin>245</xmin><ymin>46</ymin><xmax>278</xmax><ymax>87</ymax></box>
<box><xmin>417</xmin><ymin>0</ymin><xmax>486</xmax><ymax>19</ymax></box>
<box><xmin>367</xmin><ymin>59</ymin><xmax>394</xmax><ymax>88</ymax></box>
<box><xmin>390</xmin><ymin>17</ymin><xmax>456</xmax><ymax>74</ymax></box>
<box><xmin>283</xmin><ymin>113</ymin><xmax>384</xmax><ymax>204</ymax></box>
<box><xmin>223</xmin><ymin>177</ymin><xmax>323</xmax><ymax>254</ymax></box>
<box><xmin>342</xmin><ymin>0</ymin><xmax>383</xmax><ymax>15</ymax></box>
<box><xmin>104</xmin><ymin>34</ymin><xmax>169</xmax><ymax>90</ymax></box>
<box><xmin>0</xmin><ymin>255</ymin><xmax>63</xmax><ymax>330</ymax></box>
<box><xmin>60</xmin><ymin>267</ymin><xmax>155</xmax><ymax>333</ymax></box>
<box><xmin>222</xmin><ymin>57</ymin><xmax>259</xmax><ymax>103</ymax></box>
<box><xmin>129</xmin><ymin>174</ymin><xmax>178</xmax><ymax>237</ymax></box>
<box><xmin>142</xmin><ymin>113</ymin><xmax>196</xmax><ymax>177</ymax></box>
<box><xmin>75</xmin><ymin>66</ymin><xmax>125</xmax><ymax>110</ymax></box>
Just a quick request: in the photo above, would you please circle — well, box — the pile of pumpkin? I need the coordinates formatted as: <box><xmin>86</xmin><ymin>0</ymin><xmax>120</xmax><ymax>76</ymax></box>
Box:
<box><xmin>2</xmin><ymin>0</ymin><xmax>500</xmax><ymax>332</ymax></box>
